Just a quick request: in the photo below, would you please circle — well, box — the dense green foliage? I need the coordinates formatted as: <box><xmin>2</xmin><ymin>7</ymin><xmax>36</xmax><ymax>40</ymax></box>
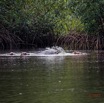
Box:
<box><xmin>0</xmin><ymin>0</ymin><xmax>84</xmax><ymax>49</ymax></box>
<box><xmin>0</xmin><ymin>0</ymin><xmax>104</xmax><ymax>49</ymax></box>
<box><xmin>69</xmin><ymin>0</ymin><xmax>104</xmax><ymax>36</ymax></box>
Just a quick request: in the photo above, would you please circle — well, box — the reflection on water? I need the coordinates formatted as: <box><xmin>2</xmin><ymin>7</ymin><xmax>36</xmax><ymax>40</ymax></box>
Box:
<box><xmin>0</xmin><ymin>51</ymin><xmax>104</xmax><ymax>103</ymax></box>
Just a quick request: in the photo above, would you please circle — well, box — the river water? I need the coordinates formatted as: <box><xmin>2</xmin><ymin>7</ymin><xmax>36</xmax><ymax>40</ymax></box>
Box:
<box><xmin>0</xmin><ymin>51</ymin><xmax>104</xmax><ymax>103</ymax></box>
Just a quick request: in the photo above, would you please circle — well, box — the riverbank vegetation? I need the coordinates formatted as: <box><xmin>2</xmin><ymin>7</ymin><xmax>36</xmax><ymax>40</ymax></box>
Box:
<box><xmin>0</xmin><ymin>0</ymin><xmax>104</xmax><ymax>50</ymax></box>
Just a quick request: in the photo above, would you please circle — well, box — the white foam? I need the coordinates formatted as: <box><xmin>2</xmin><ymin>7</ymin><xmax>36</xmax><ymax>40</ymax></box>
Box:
<box><xmin>0</xmin><ymin>52</ymin><xmax>87</xmax><ymax>57</ymax></box>
<box><xmin>0</xmin><ymin>46</ymin><xmax>87</xmax><ymax>57</ymax></box>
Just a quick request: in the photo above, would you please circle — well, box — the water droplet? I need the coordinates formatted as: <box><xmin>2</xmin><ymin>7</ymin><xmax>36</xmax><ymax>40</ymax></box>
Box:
<box><xmin>11</xmin><ymin>69</ymin><xmax>14</xmax><ymax>72</ymax></box>
<box><xmin>59</xmin><ymin>80</ymin><xmax>61</xmax><ymax>83</ymax></box>
<box><xmin>19</xmin><ymin>93</ymin><xmax>22</xmax><ymax>95</ymax></box>
<box><xmin>60</xmin><ymin>89</ymin><xmax>63</xmax><ymax>91</ymax></box>
<box><xmin>26</xmin><ymin>84</ymin><xmax>29</xmax><ymax>87</ymax></box>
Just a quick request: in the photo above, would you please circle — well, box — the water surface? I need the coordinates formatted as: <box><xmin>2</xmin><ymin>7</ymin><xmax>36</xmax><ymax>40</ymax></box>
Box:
<box><xmin>0</xmin><ymin>51</ymin><xmax>104</xmax><ymax>103</ymax></box>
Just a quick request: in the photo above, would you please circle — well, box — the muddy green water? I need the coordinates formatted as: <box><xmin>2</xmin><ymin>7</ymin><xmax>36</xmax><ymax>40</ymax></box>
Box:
<box><xmin>0</xmin><ymin>51</ymin><xmax>104</xmax><ymax>103</ymax></box>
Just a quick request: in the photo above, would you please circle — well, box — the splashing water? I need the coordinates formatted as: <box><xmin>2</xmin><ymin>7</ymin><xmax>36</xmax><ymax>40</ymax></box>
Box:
<box><xmin>0</xmin><ymin>46</ymin><xmax>87</xmax><ymax>57</ymax></box>
<box><xmin>40</xmin><ymin>46</ymin><xmax>65</xmax><ymax>54</ymax></box>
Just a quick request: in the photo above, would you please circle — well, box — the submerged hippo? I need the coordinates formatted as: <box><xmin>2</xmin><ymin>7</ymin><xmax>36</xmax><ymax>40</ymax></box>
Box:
<box><xmin>9</xmin><ymin>52</ymin><xmax>15</xmax><ymax>55</ymax></box>
<box><xmin>9</xmin><ymin>52</ymin><xmax>29</xmax><ymax>56</ymax></box>
<box><xmin>41</xmin><ymin>46</ymin><xmax>65</xmax><ymax>54</ymax></box>
<box><xmin>21</xmin><ymin>52</ymin><xmax>29</xmax><ymax>56</ymax></box>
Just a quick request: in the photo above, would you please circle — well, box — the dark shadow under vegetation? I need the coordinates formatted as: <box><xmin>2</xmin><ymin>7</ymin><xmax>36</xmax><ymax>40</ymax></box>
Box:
<box><xmin>0</xmin><ymin>24</ymin><xmax>104</xmax><ymax>50</ymax></box>
<box><xmin>0</xmin><ymin>22</ymin><xmax>56</xmax><ymax>50</ymax></box>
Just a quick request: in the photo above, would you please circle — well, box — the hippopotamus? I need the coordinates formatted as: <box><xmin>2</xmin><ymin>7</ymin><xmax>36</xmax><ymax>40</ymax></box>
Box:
<box><xmin>41</xmin><ymin>46</ymin><xmax>65</xmax><ymax>54</ymax></box>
